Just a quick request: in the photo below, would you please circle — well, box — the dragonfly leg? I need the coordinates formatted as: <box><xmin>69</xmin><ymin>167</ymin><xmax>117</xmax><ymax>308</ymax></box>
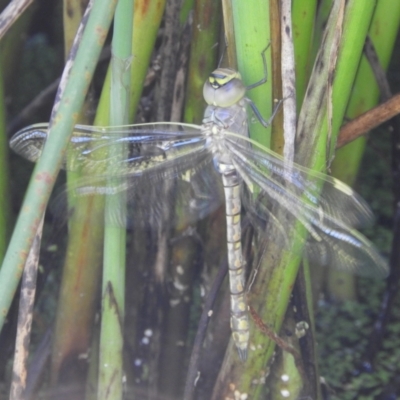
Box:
<box><xmin>245</xmin><ymin>45</ymin><xmax>270</xmax><ymax>91</ymax></box>
<box><xmin>244</xmin><ymin>44</ymin><xmax>283</xmax><ymax>129</ymax></box>
<box><xmin>248</xmin><ymin>97</ymin><xmax>283</xmax><ymax>128</ymax></box>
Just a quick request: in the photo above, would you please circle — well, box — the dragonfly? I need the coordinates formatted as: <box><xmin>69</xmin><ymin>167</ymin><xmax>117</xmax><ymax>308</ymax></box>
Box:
<box><xmin>10</xmin><ymin>50</ymin><xmax>388</xmax><ymax>361</ymax></box>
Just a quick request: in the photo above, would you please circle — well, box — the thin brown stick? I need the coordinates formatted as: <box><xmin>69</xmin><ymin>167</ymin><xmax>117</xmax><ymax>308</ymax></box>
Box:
<box><xmin>249</xmin><ymin>305</ymin><xmax>308</xmax><ymax>383</ymax></box>
<box><xmin>337</xmin><ymin>36</ymin><xmax>397</xmax><ymax>148</ymax></box>
<box><xmin>337</xmin><ymin>93</ymin><xmax>400</xmax><ymax>148</ymax></box>
<box><xmin>9</xmin><ymin>215</ymin><xmax>44</xmax><ymax>400</ymax></box>
<box><xmin>249</xmin><ymin>305</ymin><xmax>300</xmax><ymax>359</ymax></box>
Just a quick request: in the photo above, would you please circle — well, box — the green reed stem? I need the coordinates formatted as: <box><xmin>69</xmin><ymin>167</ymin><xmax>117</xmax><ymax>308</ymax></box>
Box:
<box><xmin>0</xmin><ymin>0</ymin><xmax>117</xmax><ymax>333</ymax></box>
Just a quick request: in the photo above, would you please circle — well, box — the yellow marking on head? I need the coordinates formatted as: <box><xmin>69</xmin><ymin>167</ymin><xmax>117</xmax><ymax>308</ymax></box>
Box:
<box><xmin>208</xmin><ymin>68</ymin><xmax>242</xmax><ymax>88</ymax></box>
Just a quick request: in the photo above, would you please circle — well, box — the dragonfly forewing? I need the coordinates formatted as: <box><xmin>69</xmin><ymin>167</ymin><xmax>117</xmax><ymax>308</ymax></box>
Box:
<box><xmin>11</xmin><ymin>124</ymin><xmax>227</xmax><ymax>231</ymax></box>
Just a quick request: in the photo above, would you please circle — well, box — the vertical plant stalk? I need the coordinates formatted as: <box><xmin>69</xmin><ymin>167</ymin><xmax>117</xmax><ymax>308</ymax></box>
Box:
<box><xmin>50</xmin><ymin>198</ymin><xmax>105</xmax><ymax>384</ymax></box>
<box><xmin>184</xmin><ymin>0</ymin><xmax>221</xmax><ymax>124</ymax></box>
<box><xmin>309</xmin><ymin>0</ymin><xmax>333</xmax><ymax>67</ymax></box>
<box><xmin>298</xmin><ymin>0</ymin><xmax>376</xmax><ymax>163</ymax></box>
<box><xmin>266</xmin><ymin>316</ymin><xmax>303</xmax><ymax>399</ymax></box>
<box><xmin>221</xmin><ymin>0</ymin><xmax>236</xmax><ymax>67</ymax></box>
<box><xmin>9</xmin><ymin>216</ymin><xmax>44</xmax><ymax>400</ymax></box>
<box><xmin>231</xmin><ymin>0</ymin><xmax>273</xmax><ymax>147</ymax></box>
<box><xmin>296</xmin><ymin>0</ymin><xmax>345</xmax><ymax>165</ymax></box>
<box><xmin>292</xmin><ymin>0</ymin><xmax>317</xmax><ymax>111</ymax></box>
<box><xmin>89</xmin><ymin>0</ymin><xmax>165</xmax><ymax>396</ymax></box>
<box><xmin>275</xmin><ymin>17</ymin><xmax>318</xmax><ymax>388</ymax></box>
<box><xmin>50</xmin><ymin>0</ymin><xmax>103</xmax><ymax>386</ymax></box>
<box><xmin>98</xmin><ymin>0</ymin><xmax>133</xmax><ymax>398</ymax></box>
<box><xmin>269</xmin><ymin>0</ymin><xmax>284</xmax><ymax>155</ymax></box>
<box><xmin>129</xmin><ymin>0</ymin><xmax>167</xmax><ymax>121</ymax></box>
<box><xmin>170</xmin><ymin>15</ymin><xmax>192</xmax><ymax>122</ymax></box>
<box><xmin>280</xmin><ymin>0</ymin><xmax>297</xmax><ymax>163</ymax></box>
<box><xmin>0</xmin><ymin>0</ymin><xmax>118</xmax><ymax>333</ymax></box>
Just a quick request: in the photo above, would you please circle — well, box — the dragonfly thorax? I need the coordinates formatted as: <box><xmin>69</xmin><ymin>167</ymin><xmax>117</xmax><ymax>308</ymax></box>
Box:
<box><xmin>203</xmin><ymin>68</ymin><xmax>246</xmax><ymax>107</ymax></box>
<box><xmin>202</xmin><ymin>100</ymin><xmax>249</xmax><ymax>174</ymax></box>
<box><xmin>202</xmin><ymin>98</ymin><xmax>248</xmax><ymax>136</ymax></box>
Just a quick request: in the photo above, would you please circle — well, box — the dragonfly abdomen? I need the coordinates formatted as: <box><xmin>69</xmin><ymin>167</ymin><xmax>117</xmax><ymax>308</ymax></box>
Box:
<box><xmin>221</xmin><ymin>168</ymin><xmax>249</xmax><ymax>361</ymax></box>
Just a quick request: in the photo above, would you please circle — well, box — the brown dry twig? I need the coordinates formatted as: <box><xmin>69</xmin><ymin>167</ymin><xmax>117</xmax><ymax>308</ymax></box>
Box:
<box><xmin>337</xmin><ymin>93</ymin><xmax>400</xmax><ymax>148</ymax></box>
<box><xmin>248</xmin><ymin>305</ymin><xmax>300</xmax><ymax>359</ymax></box>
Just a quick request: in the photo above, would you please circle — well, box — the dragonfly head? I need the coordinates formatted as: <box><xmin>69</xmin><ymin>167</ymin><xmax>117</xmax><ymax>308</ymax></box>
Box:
<box><xmin>203</xmin><ymin>68</ymin><xmax>246</xmax><ymax>107</ymax></box>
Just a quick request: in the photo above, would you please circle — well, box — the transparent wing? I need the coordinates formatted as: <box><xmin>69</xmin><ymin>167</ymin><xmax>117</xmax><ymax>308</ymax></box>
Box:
<box><xmin>11</xmin><ymin>123</ymin><xmax>225</xmax><ymax>229</ymax></box>
<box><xmin>10</xmin><ymin>122</ymin><xmax>388</xmax><ymax>276</ymax></box>
<box><xmin>10</xmin><ymin>122</ymin><xmax>207</xmax><ymax>173</ymax></box>
<box><xmin>60</xmin><ymin>151</ymin><xmax>224</xmax><ymax>229</ymax></box>
<box><xmin>224</xmin><ymin>133</ymin><xmax>388</xmax><ymax>278</ymax></box>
